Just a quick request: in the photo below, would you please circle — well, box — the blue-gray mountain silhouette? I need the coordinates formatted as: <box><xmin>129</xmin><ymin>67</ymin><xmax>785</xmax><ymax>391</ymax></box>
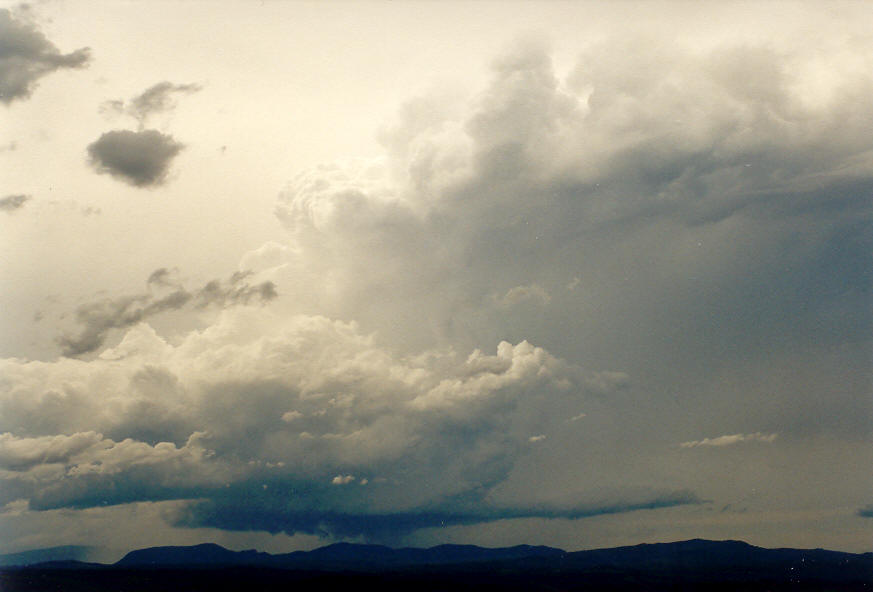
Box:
<box><xmin>3</xmin><ymin>539</ymin><xmax>871</xmax><ymax>591</ymax></box>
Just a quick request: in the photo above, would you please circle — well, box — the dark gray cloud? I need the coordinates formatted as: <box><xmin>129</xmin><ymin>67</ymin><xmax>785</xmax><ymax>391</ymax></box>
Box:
<box><xmin>86</xmin><ymin>129</ymin><xmax>184</xmax><ymax>187</ymax></box>
<box><xmin>0</xmin><ymin>193</ymin><xmax>30</xmax><ymax>212</ymax></box>
<box><xmin>0</xmin><ymin>8</ymin><xmax>90</xmax><ymax>104</ymax></box>
<box><xmin>57</xmin><ymin>270</ymin><xmax>277</xmax><ymax>356</ymax></box>
<box><xmin>128</xmin><ymin>81</ymin><xmax>201</xmax><ymax>125</ymax></box>
<box><xmin>858</xmin><ymin>505</ymin><xmax>873</xmax><ymax>518</ymax></box>
<box><xmin>146</xmin><ymin>267</ymin><xmax>182</xmax><ymax>288</ymax></box>
<box><xmin>102</xmin><ymin>81</ymin><xmax>202</xmax><ymax>126</ymax></box>
<box><xmin>195</xmin><ymin>271</ymin><xmax>278</xmax><ymax>308</ymax></box>
<box><xmin>172</xmin><ymin>489</ymin><xmax>702</xmax><ymax>540</ymax></box>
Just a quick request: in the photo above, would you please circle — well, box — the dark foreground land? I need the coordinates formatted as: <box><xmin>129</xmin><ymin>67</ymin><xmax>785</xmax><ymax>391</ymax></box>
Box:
<box><xmin>2</xmin><ymin>539</ymin><xmax>871</xmax><ymax>591</ymax></box>
<box><xmin>3</xmin><ymin>566</ymin><xmax>872</xmax><ymax>592</ymax></box>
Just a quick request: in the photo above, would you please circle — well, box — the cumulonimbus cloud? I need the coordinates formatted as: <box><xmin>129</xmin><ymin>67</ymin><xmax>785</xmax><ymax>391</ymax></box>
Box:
<box><xmin>0</xmin><ymin>8</ymin><xmax>90</xmax><ymax>104</ymax></box>
<box><xmin>271</xmin><ymin>38</ymin><xmax>873</xmax><ymax>367</ymax></box>
<box><xmin>0</xmin><ymin>308</ymin><xmax>655</xmax><ymax>539</ymax></box>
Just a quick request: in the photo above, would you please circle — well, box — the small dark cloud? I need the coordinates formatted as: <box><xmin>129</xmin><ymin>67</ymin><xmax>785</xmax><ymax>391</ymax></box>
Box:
<box><xmin>195</xmin><ymin>271</ymin><xmax>278</xmax><ymax>308</ymax></box>
<box><xmin>0</xmin><ymin>8</ymin><xmax>91</xmax><ymax>104</ymax></box>
<box><xmin>128</xmin><ymin>81</ymin><xmax>201</xmax><ymax>125</ymax></box>
<box><xmin>86</xmin><ymin>129</ymin><xmax>184</xmax><ymax>187</ymax></box>
<box><xmin>58</xmin><ymin>270</ymin><xmax>278</xmax><ymax>357</ymax></box>
<box><xmin>147</xmin><ymin>267</ymin><xmax>181</xmax><ymax>288</ymax></box>
<box><xmin>98</xmin><ymin>98</ymin><xmax>124</xmax><ymax>117</ymax></box>
<box><xmin>0</xmin><ymin>193</ymin><xmax>30</xmax><ymax>212</ymax></box>
<box><xmin>101</xmin><ymin>81</ymin><xmax>201</xmax><ymax>126</ymax></box>
<box><xmin>858</xmin><ymin>505</ymin><xmax>873</xmax><ymax>518</ymax></box>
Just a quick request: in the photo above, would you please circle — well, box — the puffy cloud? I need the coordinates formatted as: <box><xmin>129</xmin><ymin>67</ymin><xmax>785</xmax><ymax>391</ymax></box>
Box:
<box><xmin>57</xmin><ymin>269</ymin><xmax>277</xmax><ymax>357</ymax></box>
<box><xmin>0</xmin><ymin>432</ymin><xmax>228</xmax><ymax>510</ymax></box>
<box><xmin>679</xmin><ymin>433</ymin><xmax>778</xmax><ymax>448</ymax></box>
<box><xmin>7</xmin><ymin>34</ymin><xmax>872</xmax><ymax>548</ymax></box>
<box><xmin>0</xmin><ymin>194</ymin><xmax>30</xmax><ymax>212</ymax></box>
<box><xmin>0</xmin><ymin>431</ymin><xmax>104</xmax><ymax>471</ymax></box>
<box><xmin>0</xmin><ymin>306</ymin><xmax>643</xmax><ymax>538</ymax></box>
<box><xmin>102</xmin><ymin>81</ymin><xmax>202</xmax><ymax>126</ymax></box>
<box><xmin>86</xmin><ymin>130</ymin><xmax>184</xmax><ymax>187</ymax></box>
<box><xmin>0</xmin><ymin>8</ymin><xmax>90</xmax><ymax>104</ymax></box>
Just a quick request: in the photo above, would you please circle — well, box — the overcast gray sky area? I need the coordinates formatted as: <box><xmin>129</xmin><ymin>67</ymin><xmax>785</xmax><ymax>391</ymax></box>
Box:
<box><xmin>0</xmin><ymin>1</ymin><xmax>871</xmax><ymax>560</ymax></box>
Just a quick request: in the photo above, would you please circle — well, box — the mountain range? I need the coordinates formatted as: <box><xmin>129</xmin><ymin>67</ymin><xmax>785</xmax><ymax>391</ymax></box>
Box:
<box><xmin>2</xmin><ymin>539</ymin><xmax>871</xmax><ymax>591</ymax></box>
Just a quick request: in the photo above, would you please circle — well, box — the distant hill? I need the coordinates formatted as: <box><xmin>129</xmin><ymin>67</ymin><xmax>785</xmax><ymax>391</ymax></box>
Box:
<box><xmin>2</xmin><ymin>539</ymin><xmax>871</xmax><ymax>591</ymax></box>
<box><xmin>0</xmin><ymin>546</ymin><xmax>93</xmax><ymax>567</ymax></box>
<box><xmin>116</xmin><ymin>540</ymin><xmax>567</xmax><ymax>569</ymax></box>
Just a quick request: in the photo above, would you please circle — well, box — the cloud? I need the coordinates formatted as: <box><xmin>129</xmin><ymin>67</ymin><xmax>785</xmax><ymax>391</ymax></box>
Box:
<box><xmin>194</xmin><ymin>271</ymin><xmax>278</xmax><ymax>309</ymax></box>
<box><xmin>679</xmin><ymin>433</ymin><xmax>778</xmax><ymax>448</ymax></box>
<box><xmin>281</xmin><ymin>411</ymin><xmax>302</xmax><ymax>423</ymax></box>
<box><xmin>57</xmin><ymin>291</ymin><xmax>192</xmax><ymax>357</ymax></box>
<box><xmin>172</xmin><ymin>488</ymin><xmax>701</xmax><ymax>539</ymax></box>
<box><xmin>102</xmin><ymin>81</ymin><xmax>202</xmax><ymax>126</ymax></box>
<box><xmin>6</xmin><ymin>34</ymin><xmax>872</xmax><ymax>547</ymax></box>
<box><xmin>270</xmin><ymin>36</ymin><xmax>872</xmax><ymax>449</ymax></box>
<box><xmin>0</xmin><ymin>306</ymin><xmax>640</xmax><ymax>538</ymax></box>
<box><xmin>493</xmin><ymin>284</ymin><xmax>551</xmax><ymax>308</ymax></box>
<box><xmin>57</xmin><ymin>270</ymin><xmax>277</xmax><ymax>357</ymax></box>
<box><xmin>0</xmin><ymin>194</ymin><xmax>30</xmax><ymax>212</ymax></box>
<box><xmin>0</xmin><ymin>431</ymin><xmax>104</xmax><ymax>472</ymax></box>
<box><xmin>0</xmin><ymin>8</ymin><xmax>90</xmax><ymax>104</ymax></box>
<box><xmin>857</xmin><ymin>505</ymin><xmax>873</xmax><ymax>518</ymax></box>
<box><xmin>86</xmin><ymin>130</ymin><xmax>184</xmax><ymax>187</ymax></box>
<box><xmin>146</xmin><ymin>267</ymin><xmax>182</xmax><ymax>289</ymax></box>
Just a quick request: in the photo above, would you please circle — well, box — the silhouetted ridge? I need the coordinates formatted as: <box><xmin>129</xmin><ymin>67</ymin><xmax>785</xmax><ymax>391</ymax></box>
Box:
<box><xmin>118</xmin><ymin>543</ymin><xmax>270</xmax><ymax>567</ymax></box>
<box><xmin>0</xmin><ymin>546</ymin><xmax>93</xmax><ymax>567</ymax></box>
<box><xmin>4</xmin><ymin>539</ymin><xmax>871</xmax><ymax>591</ymax></box>
<box><xmin>115</xmin><ymin>541</ymin><xmax>567</xmax><ymax>569</ymax></box>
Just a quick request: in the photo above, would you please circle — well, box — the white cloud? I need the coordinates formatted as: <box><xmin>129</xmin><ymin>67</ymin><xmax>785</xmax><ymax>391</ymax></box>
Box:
<box><xmin>281</xmin><ymin>411</ymin><xmax>303</xmax><ymax>423</ymax></box>
<box><xmin>493</xmin><ymin>284</ymin><xmax>551</xmax><ymax>308</ymax></box>
<box><xmin>331</xmin><ymin>475</ymin><xmax>355</xmax><ymax>485</ymax></box>
<box><xmin>679</xmin><ymin>432</ymin><xmax>778</xmax><ymax>448</ymax></box>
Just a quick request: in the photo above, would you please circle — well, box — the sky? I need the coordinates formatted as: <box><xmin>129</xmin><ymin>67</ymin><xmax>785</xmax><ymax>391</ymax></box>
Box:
<box><xmin>0</xmin><ymin>0</ymin><xmax>871</xmax><ymax>560</ymax></box>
